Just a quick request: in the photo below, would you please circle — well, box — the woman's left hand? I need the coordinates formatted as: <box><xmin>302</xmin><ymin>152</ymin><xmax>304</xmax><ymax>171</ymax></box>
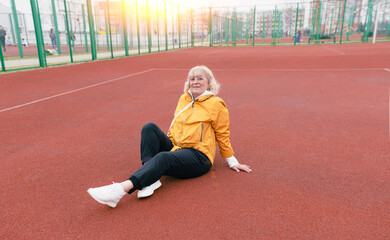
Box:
<box><xmin>231</xmin><ymin>164</ymin><xmax>252</xmax><ymax>173</ymax></box>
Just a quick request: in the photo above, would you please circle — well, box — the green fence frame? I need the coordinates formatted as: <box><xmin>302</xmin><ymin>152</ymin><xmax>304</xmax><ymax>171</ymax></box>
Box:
<box><xmin>1</xmin><ymin>0</ymin><xmax>389</xmax><ymax>72</ymax></box>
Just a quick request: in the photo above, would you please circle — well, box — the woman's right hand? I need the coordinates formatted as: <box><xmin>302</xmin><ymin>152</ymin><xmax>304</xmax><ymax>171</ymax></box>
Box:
<box><xmin>231</xmin><ymin>164</ymin><xmax>252</xmax><ymax>173</ymax></box>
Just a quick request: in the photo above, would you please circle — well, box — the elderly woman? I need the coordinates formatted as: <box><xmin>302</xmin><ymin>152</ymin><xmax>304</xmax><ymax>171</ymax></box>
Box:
<box><xmin>88</xmin><ymin>66</ymin><xmax>251</xmax><ymax>208</ymax></box>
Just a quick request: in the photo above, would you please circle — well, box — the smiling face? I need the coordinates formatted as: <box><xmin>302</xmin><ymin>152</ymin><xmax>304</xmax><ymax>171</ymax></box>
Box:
<box><xmin>184</xmin><ymin>66</ymin><xmax>219</xmax><ymax>97</ymax></box>
<box><xmin>189</xmin><ymin>74</ymin><xmax>209</xmax><ymax>99</ymax></box>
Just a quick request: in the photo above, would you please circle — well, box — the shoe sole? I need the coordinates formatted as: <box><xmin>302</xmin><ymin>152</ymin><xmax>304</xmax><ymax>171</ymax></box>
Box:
<box><xmin>137</xmin><ymin>181</ymin><xmax>162</xmax><ymax>198</ymax></box>
<box><xmin>87</xmin><ymin>189</ymin><xmax>117</xmax><ymax>208</ymax></box>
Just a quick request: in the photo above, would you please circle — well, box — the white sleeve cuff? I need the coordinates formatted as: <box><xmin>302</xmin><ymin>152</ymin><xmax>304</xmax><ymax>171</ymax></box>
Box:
<box><xmin>225</xmin><ymin>156</ymin><xmax>239</xmax><ymax>168</ymax></box>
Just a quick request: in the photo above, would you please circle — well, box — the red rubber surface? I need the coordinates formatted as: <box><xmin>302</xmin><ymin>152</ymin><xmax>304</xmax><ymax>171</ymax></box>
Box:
<box><xmin>1</xmin><ymin>43</ymin><xmax>389</xmax><ymax>239</ymax></box>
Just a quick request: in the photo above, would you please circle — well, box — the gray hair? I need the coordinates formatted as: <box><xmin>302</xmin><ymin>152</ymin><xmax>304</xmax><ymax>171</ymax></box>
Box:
<box><xmin>183</xmin><ymin>66</ymin><xmax>220</xmax><ymax>95</ymax></box>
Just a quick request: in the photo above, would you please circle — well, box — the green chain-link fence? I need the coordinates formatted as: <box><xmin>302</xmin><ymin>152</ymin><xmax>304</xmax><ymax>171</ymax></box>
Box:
<box><xmin>0</xmin><ymin>0</ymin><xmax>389</xmax><ymax>72</ymax></box>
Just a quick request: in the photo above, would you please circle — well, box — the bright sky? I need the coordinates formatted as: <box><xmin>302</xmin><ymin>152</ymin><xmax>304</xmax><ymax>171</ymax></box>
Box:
<box><xmin>0</xmin><ymin>0</ymin><xmax>297</xmax><ymax>14</ymax></box>
<box><xmin>170</xmin><ymin>0</ymin><xmax>288</xmax><ymax>8</ymax></box>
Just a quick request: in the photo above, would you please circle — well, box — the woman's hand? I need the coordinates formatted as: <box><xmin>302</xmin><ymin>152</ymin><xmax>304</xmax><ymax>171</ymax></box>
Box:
<box><xmin>231</xmin><ymin>164</ymin><xmax>252</xmax><ymax>173</ymax></box>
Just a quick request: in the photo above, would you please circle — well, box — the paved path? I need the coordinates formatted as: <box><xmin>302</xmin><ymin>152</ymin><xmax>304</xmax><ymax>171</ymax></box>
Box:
<box><xmin>2</xmin><ymin>43</ymin><xmax>209</xmax><ymax>70</ymax></box>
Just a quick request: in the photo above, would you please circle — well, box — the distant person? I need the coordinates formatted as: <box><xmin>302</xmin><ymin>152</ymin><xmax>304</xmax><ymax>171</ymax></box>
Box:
<box><xmin>70</xmin><ymin>31</ymin><xmax>75</xmax><ymax>46</ymax></box>
<box><xmin>6</xmin><ymin>36</ymin><xmax>11</xmax><ymax>46</ymax></box>
<box><xmin>21</xmin><ymin>38</ymin><xmax>28</xmax><ymax>47</ymax></box>
<box><xmin>297</xmin><ymin>30</ymin><xmax>302</xmax><ymax>43</ymax></box>
<box><xmin>0</xmin><ymin>25</ymin><xmax>7</xmax><ymax>52</ymax></box>
<box><xmin>50</xmin><ymin>28</ymin><xmax>57</xmax><ymax>50</ymax></box>
<box><xmin>87</xmin><ymin>66</ymin><xmax>252</xmax><ymax>208</ymax></box>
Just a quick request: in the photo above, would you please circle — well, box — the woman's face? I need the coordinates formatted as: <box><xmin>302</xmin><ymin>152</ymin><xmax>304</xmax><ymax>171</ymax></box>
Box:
<box><xmin>189</xmin><ymin>74</ymin><xmax>209</xmax><ymax>98</ymax></box>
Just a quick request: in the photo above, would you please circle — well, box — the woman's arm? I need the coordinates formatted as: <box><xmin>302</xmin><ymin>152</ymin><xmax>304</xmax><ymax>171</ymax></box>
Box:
<box><xmin>212</xmin><ymin>99</ymin><xmax>252</xmax><ymax>173</ymax></box>
<box><xmin>226</xmin><ymin>156</ymin><xmax>252</xmax><ymax>173</ymax></box>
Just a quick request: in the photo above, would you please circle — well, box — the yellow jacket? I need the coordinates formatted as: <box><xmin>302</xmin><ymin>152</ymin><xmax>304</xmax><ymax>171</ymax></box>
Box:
<box><xmin>168</xmin><ymin>90</ymin><xmax>234</xmax><ymax>164</ymax></box>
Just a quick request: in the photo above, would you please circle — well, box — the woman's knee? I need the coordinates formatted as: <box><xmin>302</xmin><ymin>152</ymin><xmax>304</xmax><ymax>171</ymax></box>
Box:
<box><xmin>141</xmin><ymin>122</ymin><xmax>158</xmax><ymax>135</ymax></box>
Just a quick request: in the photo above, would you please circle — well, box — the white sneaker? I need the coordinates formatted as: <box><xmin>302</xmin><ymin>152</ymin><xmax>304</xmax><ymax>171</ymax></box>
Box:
<box><xmin>137</xmin><ymin>180</ymin><xmax>162</xmax><ymax>198</ymax></box>
<box><xmin>87</xmin><ymin>182</ymin><xmax>126</xmax><ymax>208</ymax></box>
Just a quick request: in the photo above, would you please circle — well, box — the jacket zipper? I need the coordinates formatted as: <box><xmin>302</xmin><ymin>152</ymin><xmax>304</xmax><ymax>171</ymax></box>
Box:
<box><xmin>200</xmin><ymin>123</ymin><xmax>203</xmax><ymax>142</ymax></box>
<box><xmin>176</xmin><ymin>101</ymin><xmax>194</xmax><ymax>144</ymax></box>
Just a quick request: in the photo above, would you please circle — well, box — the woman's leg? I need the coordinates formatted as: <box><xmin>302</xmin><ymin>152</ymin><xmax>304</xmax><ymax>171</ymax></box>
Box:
<box><xmin>140</xmin><ymin>122</ymin><xmax>173</xmax><ymax>164</ymax></box>
<box><xmin>164</xmin><ymin>149</ymin><xmax>212</xmax><ymax>179</ymax></box>
<box><xmin>128</xmin><ymin>148</ymin><xmax>211</xmax><ymax>193</ymax></box>
<box><xmin>87</xmin><ymin>149</ymin><xmax>211</xmax><ymax>206</ymax></box>
<box><xmin>118</xmin><ymin>122</ymin><xmax>171</xmax><ymax>193</ymax></box>
<box><xmin>120</xmin><ymin>180</ymin><xmax>134</xmax><ymax>192</ymax></box>
<box><xmin>87</xmin><ymin>123</ymin><xmax>173</xmax><ymax>207</ymax></box>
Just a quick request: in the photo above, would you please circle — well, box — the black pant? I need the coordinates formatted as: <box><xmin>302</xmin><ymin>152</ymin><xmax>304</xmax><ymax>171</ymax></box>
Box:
<box><xmin>128</xmin><ymin>122</ymin><xmax>211</xmax><ymax>194</ymax></box>
<box><xmin>51</xmin><ymin>38</ymin><xmax>56</xmax><ymax>49</ymax></box>
<box><xmin>0</xmin><ymin>36</ymin><xmax>5</xmax><ymax>50</ymax></box>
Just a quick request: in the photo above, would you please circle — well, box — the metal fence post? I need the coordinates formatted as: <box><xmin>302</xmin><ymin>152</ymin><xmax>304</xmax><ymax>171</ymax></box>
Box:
<box><xmin>147</xmin><ymin>0</ymin><xmax>151</xmax><ymax>53</ymax></box>
<box><xmin>164</xmin><ymin>1</ymin><xmax>168</xmax><ymax>51</ymax></box>
<box><xmin>129</xmin><ymin>15</ymin><xmax>133</xmax><ymax>49</ymax></box>
<box><xmin>187</xmin><ymin>8</ymin><xmax>189</xmax><ymax>47</ymax></box>
<box><xmin>82</xmin><ymin>4</ymin><xmax>88</xmax><ymax>53</ymax></box>
<box><xmin>94</xmin><ymin>5</ymin><xmax>100</xmax><ymax>51</ymax></box>
<box><xmin>224</xmin><ymin>14</ymin><xmax>228</xmax><ymax>43</ymax></box>
<box><xmin>30</xmin><ymin>0</ymin><xmax>46</xmax><ymax>67</ymax></box>
<box><xmin>135</xmin><ymin>0</ymin><xmax>140</xmax><ymax>54</ymax></box>
<box><xmin>68</xmin><ymin>3</ymin><xmax>75</xmax><ymax>52</ymax></box>
<box><xmin>121</xmin><ymin>0</ymin><xmax>129</xmax><ymax>56</ymax></box>
<box><xmin>339</xmin><ymin>0</ymin><xmax>347</xmax><ymax>44</ymax></box>
<box><xmin>86</xmin><ymin>0</ymin><xmax>96</xmax><ymax>60</ymax></box>
<box><xmin>363</xmin><ymin>0</ymin><xmax>373</xmax><ymax>42</ymax></box>
<box><xmin>245</xmin><ymin>12</ymin><xmax>249</xmax><ymax>44</ymax></box>
<box><xmin>0</xmin><ymin>41</ymin><xmax>6</xmax><ymax>71</ymax></box>
<box><xmin>387</xmin><ymin>20</ymin><xmax>390</xmax><ymax>39</ymax></box>
<box><xmin>334</xmin><ymin>2</ymin><xmax>343</xmax><ymax>43</ymax></box>
<box><xmin>252</xmin><ymin>6</ymin><xmax>256</xmax><ymax>46</ymax></box>
<box><xmin>272</xmin><ymin>5</ymin><xmax>277</xmax><ymax>46</ymax></box>
<box><xmin>372</xmin><ymin>2</ymin><xmax>381</xmax><ymax>44</ymax></box>
<box><xmin>156</xmin><ymin>3</ymin><xmax>160</xmax><ymax>51</ymax></box>
<box><xmin>315</xmin><ymin>0</ymin><xmax>323</xmax><ymax>44</ymax></box>
<box><xmin>34</xmin><ymin>0</ymin><xmax>47</xmax><ymax>63</ymax></box>
<box><xmin>294</xmin><ymin>3</ymin><xmax>299</xmax><ymax>45</ymax></box>
<box><xmin>278</xmin><ymin>12</ymin><xmax>282</xmax><ymax>43</ymax></box>
<box><xmin>329</xmin><ymin>8</ymin><xmax>334</xmax><ymax>42</ymax></box>
<box><xmin>106</xmin><ymin>0</ymin><xmax>113</xmax><ymax>58</ymax></box>
<box><xmin>232</xmin><ymin>8</ymin><xmax>236</xmax><ymax>46</ymax></box>
<box><xmin>104</xmin><ymin>8</ymin><xmax>109</xmax><ymax>50</ymax></box>
<box><xmin>310</xmin><ymin>4</ymin><xmax>317</xmax><ymax>44</ymax></box>
<box><xmin>172</xmin><ymin>5</ymin><xmax>174</xmax><ymax>49</ymax></box>
<box><xmin>164</xmin><ymin>2</ymin><xmax>168</xmax><ymax>50</ymax></box>
<box><xmin>262</xmin><ymin>13</ymin><xmax>265</xmax><ymax>44</ymax></box>
<box><xmin>347</xmin><ymin>6</ymin><xmax>354</xmax><ymax>41</ymax></box>
<box><xmin>10</xmin><ymin>0</ymin><xmax>24</xmax><ymax>57</ymax></box>
<box><xmin>63</xmin><ymin>0</ymin><xmax>73</xmax><ymax>62</ymax></box>
<box><xmin>209</xmin><ymin>7</ymin><xmax>212</xmax><ymax>46</ymax></box>
<box><xmin>178</xmin><ymin>5</ymin><xmax>181</xmax><ymax>48</ymax></box>
<box><xmin>191</xmin><ymin>8</ymin><xmax>194</xmax><ymax>47</ymax></box>
<box><xmin>51</xmin><ymin>0</ymin><xmax>61</xmax><ymax>54</ymax></box>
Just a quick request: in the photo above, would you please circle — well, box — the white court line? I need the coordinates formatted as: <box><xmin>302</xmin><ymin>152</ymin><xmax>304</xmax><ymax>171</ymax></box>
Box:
<box><xmin>385</xmin><ymin>69</ymin><xmax>390</xmax><ymax>72</ymax></box>
<box><xmin>199</xmin><ymin>48</ymin><xmax>226</xmax><ymax>57</ymax></box>
<box><xmin>153</xmin><ymin>68</ymin><xmax>385</xmax><ymax>72</ymax></box>
<box><xmin>0</xmin><ymin>68</ymin><xmax>154</xmax><ymax>113</ymax></box>
<box><xmin>321</xmin><ymin>46</ymin><xmax>346</xmax><ymax>55</ymax></box>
